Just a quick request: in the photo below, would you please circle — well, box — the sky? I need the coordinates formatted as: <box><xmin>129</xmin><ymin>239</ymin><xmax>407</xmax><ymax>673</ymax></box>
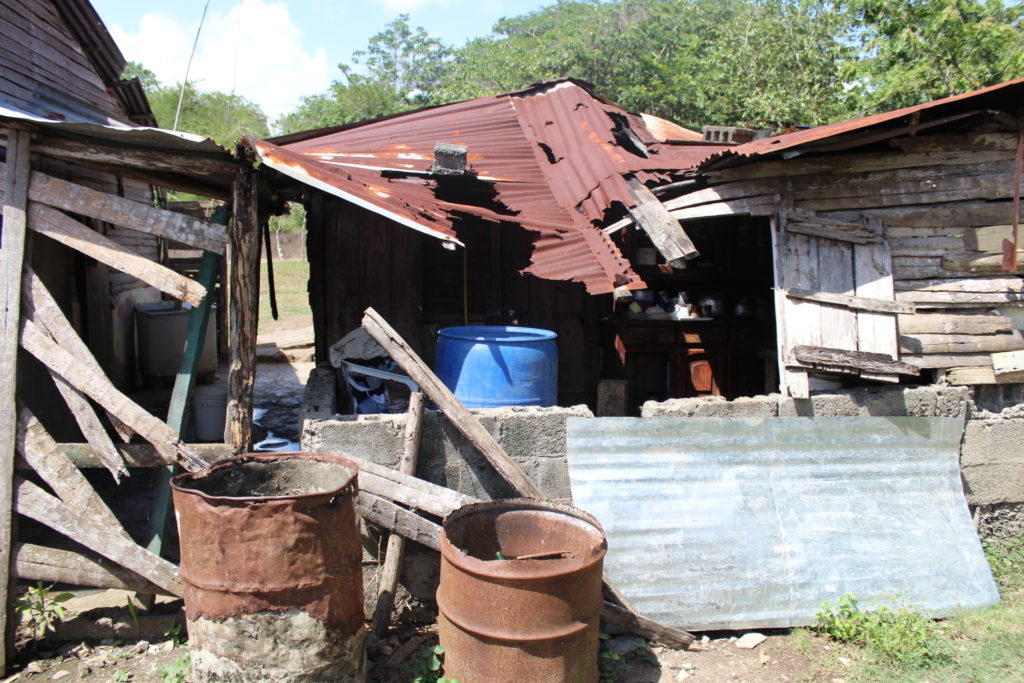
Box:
<box><xmin>91</xmin><ymin>0</ymin><xmax>550</xmax><ymax>122</ymax></box>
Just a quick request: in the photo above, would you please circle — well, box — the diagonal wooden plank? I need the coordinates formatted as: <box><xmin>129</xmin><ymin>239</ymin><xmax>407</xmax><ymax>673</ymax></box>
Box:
<box><xmin>0</xmin><ymin>162</ymin><xmax>228</xmax><ymax>253</ymax></box>
<box><xmin>16</xmin><ymin>409</ymin><xmax>126</xmax><ymax>537</ymax></box>
<box><xmin>19</xmin><ymin>318</ymin><xmax>206</xmax><ymax>471</ymax></box>
<box><xmin>46</xmin><ymin>373</ymin><xmax>127</xmax><ymax>482</ymax></box>
<box><xmin>13</xmin><ymin>477</ymin><xmax>183</xmax><ymax>596</ymax></box>
<box><xmin>27</xmin><ymin>202</ymin><xmax>206</xmax><ymax>306</ymax></box>
<box><xmin>626</xmin><ymin>177</ymin><xmax>699</xmax><ymax>264</ymax></box>
<box><xmin>0</xmin><ymin>126</ymin><xmax>31</xmax><ymax>672</ymax></box>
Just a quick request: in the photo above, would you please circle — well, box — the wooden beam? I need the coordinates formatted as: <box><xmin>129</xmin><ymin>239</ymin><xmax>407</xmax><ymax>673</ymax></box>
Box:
<box><xmin>792</xmin><ymin>345</ymin><xmax>920</xmax><ymax>376</ymax></box>
<box><xmin>227</xmin><ymin>153</ymin><xmax>260</xmax><ymax>453</ymax></box>
<box><xmin>18</xmin><ymin>442</ymin><xmax>231</xmax><ymax>469</ymax></box>
<box><xmin>897</xmin><ymin>313</ymin><xmax>1013</xmax><ymax>336</ymax></box>
<box><xmin>0</xmin><ymin>161</ymin><xmax>228</xmax><ymax>252</ymax></box>
<box><xmin>13</xmin><ymin>477</ymin><xmax>183</xmax><ymax>596</ymax></box>
<box><xmin>943</xmin><ymin>251</ymin><xmax>1024</xmax><ymax>273</ymax></box>
<box><xmin>0</xmin><ymin>126</ymin><xmax>30</xmax><ymax>672</ymax></box>
<box><xmin>947</xmin><ymin>365</ymin><xmax>1024</xmax><ymax>385</ymax></box>
<box><xmin>785</xmin><ymin>220</ymin><xmax>881</xmax><ymax>244</ymax></box>
<box><xmin>27</xmin><ymin>202</ymin><xmax>207</xmax><ymax>306</ymax></box>
<box><xmin>361</xmin><ymin>307</ymin><xmax>542</xmax><ymax>497</ymax></box>
<box><xmin>626</xmin><ymin>178</ymin><xmax>699</xmax><ymax>264</ymax></box>
<box><xmin>18</xmin><ymin>318</ymin><xmax>206</xmax><ymax>471</ymax></box>
<box><xmin>898</xmin><ymin>331</ymin><xmax>1024</xmax><ymax>354</ymax></box>
<box><xmin>358</xmin><ymin>491</ymin><xmax>442</xmax><ymax>552</ymax></box>
<box><xmin>12</xmin><ymin>543</ymin><xmax>172</xmax><ymax>596</ymax></box>
<box><xmin>29</xmin><ymin>135</ymin><xmax>237</xmax><ymax>177</ymax></box>
<box><xmin>327</xmin><ymin>452</ymin><xmax>472</xmax><ymax>518</ymax></box>
<box><xmin>372</xmin><ymin>392</ymin><xmax>424</xmax><ymax>636</ymax></box>
<box><xmin>787</xmin><ymin>288</ymin><xmax>915</xmax><ymax>314</ymax></box>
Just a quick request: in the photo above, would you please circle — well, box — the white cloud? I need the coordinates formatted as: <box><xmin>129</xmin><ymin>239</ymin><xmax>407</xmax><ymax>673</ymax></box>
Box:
<box><xmin>371</xmin><ymin>0</ymin><xmax>452</xmax><ymax>14</ymax></box>
<box><xmin>109</xmin><ymin>0</ymin><xmax>332</xmax><ymax>121</ymax></box>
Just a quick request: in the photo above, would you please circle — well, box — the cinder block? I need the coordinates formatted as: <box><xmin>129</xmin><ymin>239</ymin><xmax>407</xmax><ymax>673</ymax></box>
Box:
<box><xmin>961</xmin><ymin>418</ymin><xmax>1024</xmax><ymax>467</ymax></box>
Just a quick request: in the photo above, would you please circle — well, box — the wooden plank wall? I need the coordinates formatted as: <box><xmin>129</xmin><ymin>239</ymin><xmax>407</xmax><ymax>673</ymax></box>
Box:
<box><xmin>677</xmin><ymin>131</ymin><xmax>1024</xmax><ymax>376</ymax></box>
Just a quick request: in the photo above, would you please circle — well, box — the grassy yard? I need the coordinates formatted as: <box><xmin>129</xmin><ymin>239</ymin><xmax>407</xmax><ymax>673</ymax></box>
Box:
<box><xmin>258</xmin><ymin>259</ymin><xmax>311</xmax><ymax>334</ymax></box>
<box><xmin>801</xmin><ymin>532</ymin><xmax>1024</xmax><ymax>682</ymax></box>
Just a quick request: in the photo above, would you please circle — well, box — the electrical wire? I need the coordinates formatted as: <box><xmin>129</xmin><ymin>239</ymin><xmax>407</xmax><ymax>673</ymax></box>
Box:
<box><xmin>172</xmin><ymin>0</ymin><xmax>211</xmax><ymax>131</ymax></box>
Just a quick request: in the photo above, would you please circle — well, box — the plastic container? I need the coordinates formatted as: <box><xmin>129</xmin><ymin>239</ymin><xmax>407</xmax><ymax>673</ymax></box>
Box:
<box><xmin>437</xmin><ymin>499</ymin><xmax>607</xmax><ymax>682</ymax></box>
<box><xmin>171</xmin><ymin>453</ymin><xmax>365</xmax><ymax>682</ymax></box>
<box><xmin>192</xmin><ymin>382</ymin><xmax>227</xmax><ymax>441</ymax></box>
<box><xmin>435</xmin><ymin>326</ymin><xmax>557</xmax><ymax>409</ymax></box>
<box><xmin>135</xmin><ymin>302</ymin><xmax>217</xmax><ymax>384</ymax></box>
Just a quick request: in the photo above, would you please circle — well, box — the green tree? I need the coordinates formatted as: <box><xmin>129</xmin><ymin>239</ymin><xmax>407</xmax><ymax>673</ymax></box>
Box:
<box><xmin>843</xmin><ymin>0</ymin><xmax>1024</xmax><ymax>111</ymax></box>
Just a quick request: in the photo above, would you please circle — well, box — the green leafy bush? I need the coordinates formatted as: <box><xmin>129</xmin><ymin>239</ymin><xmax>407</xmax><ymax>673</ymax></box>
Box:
<box><xmin>15</xmin><ymin>582</ymin><xmax>73</xmax><ymax>639</ymax></box>
<box><xmin>815</xmin><ymin>593</ymin><xmax>950</xmax><ymax>667</ymax></box>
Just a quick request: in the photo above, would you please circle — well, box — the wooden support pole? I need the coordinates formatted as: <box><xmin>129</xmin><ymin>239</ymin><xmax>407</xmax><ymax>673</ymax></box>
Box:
<box><xmin>361</xmin><ymin>307</ymin><xmax>542</xmax><ymax>497</ymax></box>
<box><xmin>227</xmin><ymin>149</ymin><xmax>260</xmax><ymax>453</ymax></box>
<box><xmin>0</xmin><ymin>127</ymin><xmax>30</xmax><ymax>671</ymax></box>
<box><xmin>371</xmin><ymin>392</ymin><xmax>424</xmax><ymax>636</ymax></box>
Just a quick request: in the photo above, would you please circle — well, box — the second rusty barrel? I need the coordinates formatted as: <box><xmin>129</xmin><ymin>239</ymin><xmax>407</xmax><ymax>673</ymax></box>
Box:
<box><xmin>437</xmin><ymin>498</ymin><xmax>607</xmax><ymax>682</ymax></box>
<box><xmin>171</xmin><ymin>453</ymin><xmax>364</xmax><ymax>682</ymax></box>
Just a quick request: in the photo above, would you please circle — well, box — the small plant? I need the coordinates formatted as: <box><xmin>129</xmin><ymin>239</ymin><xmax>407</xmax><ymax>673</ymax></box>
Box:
<box><xmin>164</xmin><ymin>619</ymin><xmax>187</xmax><ymax>646</ymax></box>
<box><xmin>411</xmin><ymin>644</ymin><xmax>458</xmax><ymax>683</ymax></box>
<box><xmin>15</xmin><ymin>582</ymin><xmax>73</xmax><ymax>639</ymax></box>
<box><xmin>112</xmin><ymin>671</ymin><xmax>133</xmax><ymax>682</ymax></box>
<box><xmin>125</xmin><ymin>596</ymin><xmax>140</xmax><ymax>632</ymax></box>
<box><xmin>599</xmin><ymin>650</ymin><xmax>626</xmax><ymax>682</ymax></box>
<box><xmin>157</xmin><ymin>652</ymin><xmax>190</xmax><ymax>683</ymax></box>
<box><xmin>815</xmin><ymin>593</ymin><xmax>949</xmax><ymax>666</ymax></box>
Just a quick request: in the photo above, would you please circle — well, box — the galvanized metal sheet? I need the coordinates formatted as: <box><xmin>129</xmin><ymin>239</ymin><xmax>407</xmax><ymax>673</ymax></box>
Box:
<box><xmin>567</xmin><ymin>417</ymin><xmax>1000</xmax><ymax>631</ymax></box>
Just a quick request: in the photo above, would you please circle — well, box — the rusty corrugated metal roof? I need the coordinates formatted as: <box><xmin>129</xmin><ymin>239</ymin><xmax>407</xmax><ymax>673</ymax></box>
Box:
<box><xmin>249</xmin><ymin>79</ymin><xmax>726</xmax><ymax>294</ymax></box>
<box><xmin>700</xmin><ymin>76</ymin><xmax>1024</xmax><ymax>169</ymax></box>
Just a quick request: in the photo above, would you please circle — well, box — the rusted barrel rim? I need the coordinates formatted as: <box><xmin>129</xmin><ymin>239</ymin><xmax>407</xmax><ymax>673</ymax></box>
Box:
<box><xmin>440</xmin><ymin>497</ymin><xmax>607</xmax><ymax>581</ymax></box>
<box><xmin>171</xmin><ymin>452</ymin><xmax>358</xmax><ymax>503</ymax></box>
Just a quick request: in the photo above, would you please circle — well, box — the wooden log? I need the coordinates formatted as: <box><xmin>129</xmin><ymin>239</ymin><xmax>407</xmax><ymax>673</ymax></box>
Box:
<box><xmin>792</xmin><ymin>346</ymin><xmax>920</xmax><ymax>375</ymax></box>
<box><xmin>12</xmin><ymin>543</ymin><xmax>172</xmax><ymax>596</ymax></box>
<box><xmin>16</xmin><ymin>410</ymin><xmax>128</xmax><ymax>541</ymax></box>
<box><xmin>898</xmin><ymin>331</ymin><xmax>1024</xmax><ymax>354</ymax></box>
<box><xmin>18</xmin><ymin>318</ymin><xmax>206</xmax><ymax>471</ymax></box>
<box><xmin>22</xmin><ymin>269</ymin><xmax>127</xmax><ymax>479</ymax></box>
<box><xmin>27</xmin><ymin>202</ymin><xmax>206</xmax><ymax>306</ymax></box>
<box><xmin>361</xmin><ymin>307</ymin><xmax>542</xmax><ymax>497</ymax></box>
<box><xmin>358</xmin><ymin>491</ymin><xmax>442</xmax><ymax>552</ymax></box>
<box><xmin>227</xmin><ymin>157</ymin><xmax>260</xmax><ymax>453</ymax></box>
<box><xmin>0</xmin><ymin>162</ymin><xmax>229</xmax><ymax>253</ymax></box>
<box><xmin>992</xmin><ymin>349</ymin><xmax>1024</xmax><ymax>376</ymax></box>
<box><xmin>897</xmin><ymin>313</ymin><xmax>1013</xmax><ymax>335</ymax></box>
<box><xmin>947</xmin><ymin>365</ymin><xmax>1024</xmax><ymax>385</ymax></box>
<box><xmin>371</xmin><ymin>392</ymin><xmax>425</xmax><ymax>636</ymax></box>
<box><xmin>626</xmin><ymin>178</ymin><xmax>699</xmax><ymax>263</ymax></box>
<box><xmin>341</xmin><ymin>453</ymin><xmax>473</xmax><ymax>518</ymax></box>
<box><xmin>601</xmin><ymin>601</ymin><xmax>695</xmax><ymax>650</ymax></box>
<box><xmin>786</xmin><ymin>288</ymin><xmax>914</xmax><ymax>314</ymax></box>
<box><xmin>0</xmin><ymin>126</ymin><xmax>30</xmax><ymax>670</ymax></box>
<box><xmin>13</xmin><ymin>477</ymin><xmax>183</xmax><ymax>596</ymax></box>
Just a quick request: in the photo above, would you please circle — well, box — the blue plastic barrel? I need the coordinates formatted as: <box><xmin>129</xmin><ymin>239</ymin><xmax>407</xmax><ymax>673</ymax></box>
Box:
<box><xmin>435</xmin><ymin>326</ymin><xmax>558</xmax><ymax>409</ymax></box>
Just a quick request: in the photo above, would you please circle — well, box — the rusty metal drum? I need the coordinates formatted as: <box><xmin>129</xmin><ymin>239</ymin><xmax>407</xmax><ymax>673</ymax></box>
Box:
<box><xmin>171</xmin><ymin>453</ymin><xmax>364</xmax><ymax>682</ymax></box>
<box><xmin>437</xmin><ymin>498</ymin><xmax>607</xmax><ymax>682</ymax></box>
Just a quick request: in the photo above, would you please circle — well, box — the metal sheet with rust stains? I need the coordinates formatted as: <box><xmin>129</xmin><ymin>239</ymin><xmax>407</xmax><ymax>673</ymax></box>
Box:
<box><xmin>170</xmin><ymin>452</ymin><xmax>363</xmax><ymax>630</ymax></box>
<box><xmin>249</xmin><ymin>79</ymin><xmax>728</xmax><ymax>294</ymax></box>
<box><xmin>437</xmin><ymin>498</ymin><xmax>606</xmax><ymax>683</ymax></box>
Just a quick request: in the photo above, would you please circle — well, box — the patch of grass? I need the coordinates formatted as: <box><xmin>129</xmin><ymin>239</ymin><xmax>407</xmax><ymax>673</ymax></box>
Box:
<box><xmin>157</xmin><ymin>651</ymin><xmax>190</xmax><ymax>683</ymax></box>
<box><xmin>258</xmin><ymin>259</ymin><xmax>311</xmax><ymax>333</ymax></box>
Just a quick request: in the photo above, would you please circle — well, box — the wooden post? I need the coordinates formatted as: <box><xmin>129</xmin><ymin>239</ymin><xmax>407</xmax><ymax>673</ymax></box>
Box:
<box><xmin>371</xmin><ymin>392</ymin><xmax>424</xmax><ymax>636</ymax></box>
<box><xmin>0</xmin><ymin>127</ymin><xmax>30</xmax><ymax>670</ymax></box>
<box><xmin>227</xmin><ymin>148</ymin><xmax>259</xmax><ymax>452</ymax></box>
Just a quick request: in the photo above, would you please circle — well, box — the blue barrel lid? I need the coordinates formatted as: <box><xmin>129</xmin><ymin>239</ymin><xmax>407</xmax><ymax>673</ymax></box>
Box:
<box><xmin>438</xmin><ymin>326</ymin><xmax>557</xmax><ymax>343</ymax></box>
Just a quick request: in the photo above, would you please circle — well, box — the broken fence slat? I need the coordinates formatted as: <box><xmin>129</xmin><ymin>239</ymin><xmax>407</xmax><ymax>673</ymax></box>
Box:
<box><xmin>361</xmin><ymin>307</ymin><xmax>542</xmax><ymax>498</ymax></box>
<box><xmin>19</xmin><ymin>318</ymin><xmax>205</xmax><ymax>471</ymax></box>
<box><xmin>358</xmin><ymin>491</ymin><xmax>441</xmax><ymax>552</ymax></box>
<box><xmin>786</xmin><ymin>288</ymin><xmax>915</xmax><ymax>314</ymax></box>
<box><xmin>13</xmin><ymin>477</ymin><xmax>183</xmax><ymax>596</ymax></box>
<box><xmin>27</xmin><ymin>202</ymin><xmax>207</xmax><ymax>306</ymax></box>
<box><xmin>47</xmin><ymin>373</ymin><xmax>128</xmax><ymax>482</ymax></box>
<box><xmin>13</xmin><ymin>543</ymin><xmax>173</xmax><ymax>597</ymax></box>
<box><xmin>792</xmin><ymin>345</ymin><xmax>920</xmax><ymax>376</ymax></box>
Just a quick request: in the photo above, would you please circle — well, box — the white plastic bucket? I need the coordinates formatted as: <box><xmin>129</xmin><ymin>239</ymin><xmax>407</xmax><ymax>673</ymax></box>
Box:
<box><xmin>192</xmin><ymin>383</ymin><xmax>228</xmax><ymax>441</ymax></box>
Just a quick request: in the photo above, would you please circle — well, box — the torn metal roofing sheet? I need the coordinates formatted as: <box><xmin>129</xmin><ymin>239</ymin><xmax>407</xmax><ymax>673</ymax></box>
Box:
<box><xmin>701</xmin><ymin>76</ymin><xmax>1024</xmax><ymax>169</ymax></box>
<box><xmin>567</xmin><ymin>416</ymin><xmax>999</xmax><ymax>631</ymax></box>
<box><xmin>249</xmin><ymin>80</ymin><xmax>727</xmax><ymax>294</ymax></box>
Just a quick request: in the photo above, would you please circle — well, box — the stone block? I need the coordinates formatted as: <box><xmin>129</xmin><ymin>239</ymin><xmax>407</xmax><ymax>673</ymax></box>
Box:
<box><xmin>961</xmin><ymin>418</ymin><xmax>1024</xmax><ymax>467</ymax></box>
<box><xmin>962</xmin><ymin>463</ymin><xmax>1024</xmax><ymax>505</ymax></box>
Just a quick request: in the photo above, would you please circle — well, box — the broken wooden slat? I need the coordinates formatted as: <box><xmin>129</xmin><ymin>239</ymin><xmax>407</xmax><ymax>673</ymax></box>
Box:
<box><xmin>947</xmin><ymin>365</ymin><xmax>1024</xmax><ymax>385</ymax></box>
<box><xmin>14</xmin><ymin>477</ymin><xmax>183</xmax><ymax>596</ymax></box>
<box><xmin>372</xmin><ymin>391</ymin><xmax>425</xmax><ymax>636</ymax></box>
<box><xmin>792</xmin><ymin>345</ymin><xmax>920</xmax><ymax>376</ymax></box>
<box><xmin>19</xmin><ymin>318</ymin><xmax>206</xmax><ymax>471</ymax></box>
<box><xmin>992</xmin><ymin>349</ymin><xmax>1024</xmax><ymax>376</ymax></box>
<box><xmin>22</xmin><ymin>268</ymin><xmax>127</xmax><ymax>479</ymax></box>
<box><xmin>626</xmin><ymin>177</ymin><xmax>699</xmax><ymax>264</ymax></box>
<box><xmin>13</xmin><ymin>543</ymin><xmax>172</xmax><ymax>596</ymax></box>
<box><xmin>27</xmin><ymin>202</ymin><xmax>206</xmax><ymax>306</ymax></box>
<box><xmin>0</xmin><ymin>162</ymin><xmax>228</xmax><ymax>253</ymax></box>
<box><xmin>0</xmin><ymin>126</ymin><xmax>31</xmax><ymax>672</ymax></box>
<box><xmin>16</xmin><ymin>409</ymin><xmax>126</xmax><ymax>537</ymax></box>
<box><xmin>362</xmin><ymin>307</ymin><xmax>542</xmax><ymax>497</ymax></box>
<box><xmin>785</xmin><ymin>220</ymin><xmax>880</xmax><ymax>244</ymax></box>
<box><xmin>227</xmin><ymin>157</ymin><xmax>260</xmax><ymax>452</ymax></box>
<box><xmin>787</xmin><ymin>288</ymin><xmax>915</xmax><ymax>314</ymax></box>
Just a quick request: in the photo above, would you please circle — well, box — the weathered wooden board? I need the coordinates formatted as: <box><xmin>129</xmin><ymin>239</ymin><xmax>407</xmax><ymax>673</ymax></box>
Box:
<box><xmin>947</xmin><ymin>365</ymin><xmax>1024</xmax><ymax>385</ymax></box>
<box><xmin>897</xmin><ymin>313</ymin><xmax>1013</xmax><ymax>336</ymax></box>
<box><xmin>902</xmin><ymin>353</ymin><xmax>994</xmax><ymax>369</ymax></box>
<box><xmin>992</xmin><ymin>349</ymin><xmax>1024</xmax><ymax>376</ymax></box>
<box><xmin>227</xmin><ymin>161</ymin><xmax>260</xmax><ymax>452</ymax></box>
<box><xmin>793</xmin><ymin>346</ymin><xmax>919</xmax><ymax>376</ymax></box>
<box><xmin>627</xmin><ymin>177</ymin><xmax>698</xmax><ymax>263</ymax></box>
<box><xmin>788</xmin><ymin>288</ymin><xmax>914</xmax><ymax>314</ymax></box>
<box><xmin>12</xmin><ymin>543</ymin><xmax>172</xmax><ymax>596</ymax></box>
<box><xmin>899</xmin><ymin>331</ymin><xmax>1024</xmax><ymax>354</ymax></box>
<box><xmin>894</xmin><ymin>277</ymin><xmax>1024</xmax><ymax>294</ymax></box>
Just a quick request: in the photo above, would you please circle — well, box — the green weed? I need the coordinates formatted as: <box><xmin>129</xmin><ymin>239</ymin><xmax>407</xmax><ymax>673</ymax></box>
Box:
<box><xmin>112</xmin><ymin>671</ymin><xmax>132</xmax><ymax>682</ymax></box>
<box><xmin>815</xmin><ymin>593</ymin><xmax>949</xmax><ymax>667</ymax></box>
<box><xmin>411</xmin><ymin>644</ymin><xmax>458</xmax><ymax>683</ymax></box>
<box><xmin>157</xmin><ymin>652</ymin><xmax>190</xmax><ymax>683</ymax></box>
<box><xmin>15</xmin><ymin>582</ymin><xmax>73</xmax><ymax>639</ymax></box>
<box><xmin>163</xmin><ymin>619</ymin><xmax>187</xmax><ymax>647</ymax></box>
